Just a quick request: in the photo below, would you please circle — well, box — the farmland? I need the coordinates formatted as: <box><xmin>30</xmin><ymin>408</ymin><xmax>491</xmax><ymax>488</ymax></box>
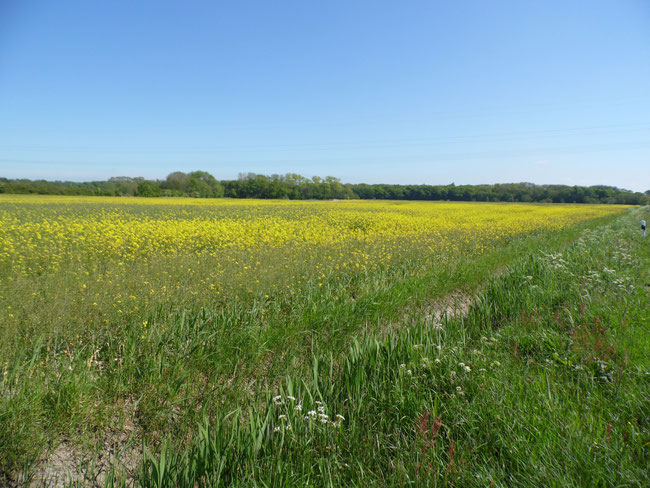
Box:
<box><xmin>0</xmin><ymin>195</ymin><xmax>647</xmax><ymax>486</ymax></box>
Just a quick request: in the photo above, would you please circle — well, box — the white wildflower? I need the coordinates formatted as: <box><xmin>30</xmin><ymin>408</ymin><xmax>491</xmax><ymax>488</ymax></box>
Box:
<box><xmin>294</xmin><ymin>404</ymin><xmax>302</xmax><ymax>412</ymax></box>
<box><xmin>464</xmin><ymin>365</ymin><xmax>471</xmax><ymax>373</ymax></box>
<box><xmin>335</xmin><ymin>414</ymin><xmax>345</xmax><ymax>421</ymax></box>
<box><xmin>278</xmin><ymin>414</ymin><xmax>287</xmax><ymax>420</ymax></box>
<box><xmin>273</xmin><ymin>395</ymin><xmax>283</xmax><ymax>405</ymax></box>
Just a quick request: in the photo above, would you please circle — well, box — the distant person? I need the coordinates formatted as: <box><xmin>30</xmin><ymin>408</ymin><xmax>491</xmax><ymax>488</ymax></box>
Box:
<box><xmin>642</xmin><ymin>219</ymin><xmax>646</xmax><ymax>238</ymax></box>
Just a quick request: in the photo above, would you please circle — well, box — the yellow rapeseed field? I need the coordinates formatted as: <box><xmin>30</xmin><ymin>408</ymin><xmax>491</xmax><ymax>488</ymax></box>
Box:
<box><xmin>0</xmin><ymin>194</ymin><xmax>626</xmax><ymax>348</ymax></box>
<box><xmin>0</xmin><ymin>194</ymin><xmax>625</xmax><ymax>269</ymax></box>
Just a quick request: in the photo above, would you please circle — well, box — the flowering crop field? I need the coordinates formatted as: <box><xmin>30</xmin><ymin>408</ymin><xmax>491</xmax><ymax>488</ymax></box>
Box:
<box><xmin>1</xmin><ymin>194</ymin><xmax>641</xmax><ymax>485</ymax></box>
<box><xmin>0</xmin><ymin>195</ymin><xmax>624</xmax><ymax>270</ymax></box>
<box><xmin>0</xmin><ymin>195</ymin><xmax>623</xmax><ymax>350</ymax></box>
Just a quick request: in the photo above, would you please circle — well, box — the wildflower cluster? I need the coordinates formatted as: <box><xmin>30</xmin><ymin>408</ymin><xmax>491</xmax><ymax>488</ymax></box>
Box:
<box><xmin>271</xmin><ymin>395</ymin><xmax>345</xmax><ymax>433</ymax></box>
<box><xmin>541</xmin><ymin>252</ymin><xmax>570</xmax><ymax>271</ymax></box>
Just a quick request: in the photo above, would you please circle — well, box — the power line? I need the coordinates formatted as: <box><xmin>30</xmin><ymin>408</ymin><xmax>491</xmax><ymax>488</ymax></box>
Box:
<box><xmin>0</xmin><ymin>122</ymin><xmax>648</xmax><ymax>154</ymax></box>
<box><xmin>2</xmin><ymin>140</ymin><xmax>649</xmax><ymax>168</ymax></box>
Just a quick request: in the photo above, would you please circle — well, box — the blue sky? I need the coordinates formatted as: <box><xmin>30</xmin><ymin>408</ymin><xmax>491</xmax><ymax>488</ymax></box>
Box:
<box><xmin>1</xmin><ymin>0</ymin><xmax>649</xmax><ymax>191</ymax></box>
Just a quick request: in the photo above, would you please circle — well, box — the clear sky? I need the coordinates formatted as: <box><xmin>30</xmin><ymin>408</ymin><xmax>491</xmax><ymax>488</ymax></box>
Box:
<box><xmin>1</xmin><ymin>0</ymin><xmax>649</xmax><ymax>191</ymax></box>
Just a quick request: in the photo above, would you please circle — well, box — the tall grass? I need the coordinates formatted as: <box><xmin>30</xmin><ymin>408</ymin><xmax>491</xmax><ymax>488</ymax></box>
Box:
<box><xmin>122</xmin><ymin>208</ymin><xmax>650</xmax><ymax>487</ymax></box>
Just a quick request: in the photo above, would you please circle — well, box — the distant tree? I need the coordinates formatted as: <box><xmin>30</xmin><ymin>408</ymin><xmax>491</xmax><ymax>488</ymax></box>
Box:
<box><xmin>109</xmin><ymin>177</ymin><xmax>138</xmax><ymax>196</ymax></box>
<box><xmin>188</xmin><ymin>171</ymin><xmax>224</xmax><ymax>198</ymax></box>
<box><xmin>137</xmin><ymin>181</ymin><xmax>161</xmax><ymax>197</ymax></box>
<box><xmin>163</xmin><ymin>172</ymin><xmax>191</xmax><ymax>193</ymax></box>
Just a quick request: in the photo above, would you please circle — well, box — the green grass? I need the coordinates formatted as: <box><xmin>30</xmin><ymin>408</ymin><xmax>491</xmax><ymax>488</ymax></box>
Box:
<box><xmin>126</xmin><ymin>207</ymin><xmax>649</xmax><ymax>487</ymax></box>
<box><xmin>1</xmin><ymin>207</ymin><xmax>648</xmax><ymax>486</ymax></box>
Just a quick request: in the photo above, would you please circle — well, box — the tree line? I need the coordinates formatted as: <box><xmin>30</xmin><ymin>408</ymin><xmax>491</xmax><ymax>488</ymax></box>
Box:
<box><xmin>1</xmin><ymin>171</ymin><xmax>648</xmax><ymax>205</ymax></box>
